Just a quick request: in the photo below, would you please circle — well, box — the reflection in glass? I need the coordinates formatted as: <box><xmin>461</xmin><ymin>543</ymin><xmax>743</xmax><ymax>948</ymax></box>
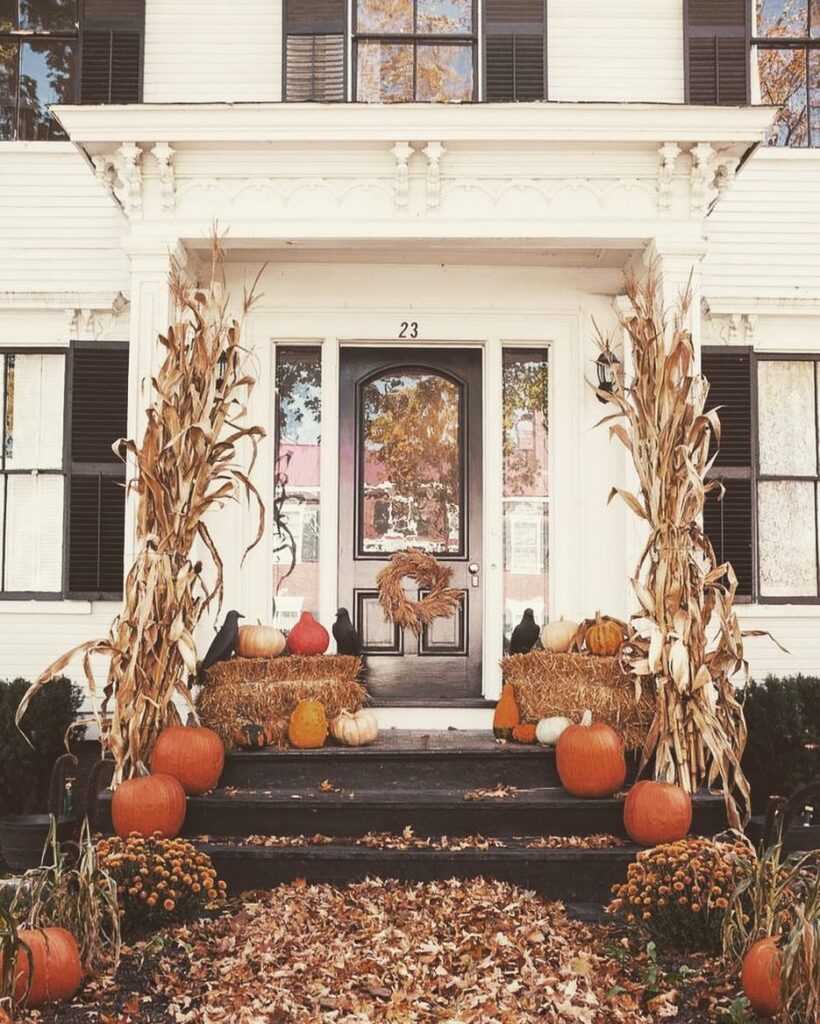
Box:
<box><xmin>18</xmin><ymin>41</ymin><xmax>73</xmax><ymax>139</ymax></box>
<box><xmin>759</xmin><ymin>47</ymin><xmax>808</xmax><ymax>145</ymax></box>
<box><xmin>0</xmin><ymin>1</ymin><xmax>14</xmax><ymax>31</ymax></box>
<box><xmin>1</xmin><ymin>355</ymin><xmax>12</xmax><ymax>462</ymax></box>
<box><xmin>361</xmin><ymin>370</ymin><xmax>461</xmax><ymax>554</ymax></box>
<box><xmin>758</xmin><ymin>480</ymin><xmax>818</xmax><ymax>597</ymax></box>
<box><xmin>813</xmin><ymin>0</ymin><xmax>820</xmax><ymax>37</ymax></box>
<box><xmin>502</xmin><ymin>351</ymin><xmax>549</xmax><ymax>649</ymax></box>
<box><xmin>0</xmin><ymin>43</ymin><xmax>17</xmax><ymax>139</ymax></box>
<box><xmin>357</xmin><ymin>42</ymin><xmax>413</xmax><ymax>102</ymax></box>
<box><xmin>756</xmin><ymin>0</ymin><xmax>808</xmax><ymax>37</ymax></box>
<box><xmin>19</xmin><ymin>0</ymin><xmax>77</xmax><ymax>31</ymax></box>
<box><xmin>357</xmin><ymin>0</ymin><xmax>412</xmax><ymax>34</ymax></box>
<box><xmin>811</xmin><ymin>50</ymin><xmax>820</xmax><ymax>145</ymax></box>
<box><xmin>273</xmin><ymin>348</ymin><xmax>322</xmax><ymax>630</ymax></box>
<box><xmin>417</xmin><ymin>45</ymin><xmax>473</xmax><ymax>102</ymax></box>
<box><xmin>417</xmin><ymin>0</ymin><xmax>472</xmax><ymax>34</ymax></box>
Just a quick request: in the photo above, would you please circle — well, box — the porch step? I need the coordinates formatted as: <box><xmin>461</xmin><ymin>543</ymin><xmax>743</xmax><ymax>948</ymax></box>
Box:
<box><xmin>218</xmin><ymin>729</ymin><xmax>640</xmax><ymax>792</ymax></box>
<box><xmin>96</xmin><ymin>786</ymin><xmax>727</xmax><ymax>840</ymax></box>
<box><xmin>200</xmin><ymin>836</ymin><xmax>636</xmax><ymax>911</ymax></box>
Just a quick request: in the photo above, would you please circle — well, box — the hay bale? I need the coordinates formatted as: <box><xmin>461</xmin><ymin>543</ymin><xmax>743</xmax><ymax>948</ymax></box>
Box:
<box><xmin>502</xmin><ymin>651</ymin><xmax>654</xmax><ymax>750</ymax></box>
<box><xmin>203</xmin><ymin>654</ymin><xmax>362</xmax><ymax>689</ymax></box>
<box><xmin>198</xmin><ymin>675</ymin><xmax>367</xmax><ymax>749</ymax></box>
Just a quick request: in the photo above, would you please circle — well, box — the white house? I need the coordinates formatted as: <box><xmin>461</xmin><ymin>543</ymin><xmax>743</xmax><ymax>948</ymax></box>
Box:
<box><xmin>1</xmin><ymin>0</ymin><xmax>819</xmax><ymax>728</ymax></box>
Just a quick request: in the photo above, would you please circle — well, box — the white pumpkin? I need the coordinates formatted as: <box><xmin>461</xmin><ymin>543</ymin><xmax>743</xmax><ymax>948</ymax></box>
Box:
<box><xmin>540</xmin><ymin>618</ymin><xmax>579</xmax><ymax>653</ymax></box>
<box><xmin>330</xmin><ymin>709</ymin><xmax>379</xmax><ymax>747</ymax></box>
<box><xmin>236</xmin><ymin>624</ymin><xmax>286</xmax><ymax>659</ymax></box>
<box><xmin>535</xmin><ymin>716</ymin><xmax>572</xmax><ymax>746</ymax></box>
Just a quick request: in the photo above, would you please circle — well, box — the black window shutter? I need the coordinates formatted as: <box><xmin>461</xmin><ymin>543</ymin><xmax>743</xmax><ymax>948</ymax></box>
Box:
<box><xmin>484</xmin><ymin>0</ymin><xmax>546</xmax><ymax>102</ymax></box>
<box><xmin>702</xmin><ymin>347</ymin><xmax>755</xmax><ymax>599</ymax></box>
<box><xmin>68</xmin><ymin>346</ymin><xmax>129</xmax><ymax>595</ymax></box>
<box><xmin>284</xmin><ymin>0</ymin><xmax>346</xmax><ymax>101</ymax></box>
<box><xmin>685</xmin><ymin>0</ymin><xmax>749</xmax><ymax>105</ymax></box>
<box><xmin>81</xmin><ymin>0</ymin><xmax>144</xmax><ymax>104</ymax></box>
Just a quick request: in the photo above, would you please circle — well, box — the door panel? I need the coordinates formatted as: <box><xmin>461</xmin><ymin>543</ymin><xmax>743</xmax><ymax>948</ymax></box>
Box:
<box><xmin>339</xmin><ymin>347</ymin><xmax>483</xmax><ymax>701</ymax></box>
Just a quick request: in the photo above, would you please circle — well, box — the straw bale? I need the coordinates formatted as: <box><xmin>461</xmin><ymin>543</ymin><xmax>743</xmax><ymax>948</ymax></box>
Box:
<box><xmin>502</xmin><ymin>651</ymin><xmax>654</xmax><ymax>749</ymax></box>
<box><xmin>203</xmin><ymin>654</ymin><xmax>362</xmax><ymax>688</ymax></box>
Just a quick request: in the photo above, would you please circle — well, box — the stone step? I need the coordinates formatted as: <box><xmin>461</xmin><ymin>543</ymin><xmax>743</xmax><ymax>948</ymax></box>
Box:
<box><xmin>200</xmin><ymin>836</ymin><xmax>636</xmax><ymax>912</ymax></box>
<box><xmin>219</xmin><ymin>729</ymin><xmax>641</xmax><ymax>792</ymax></box>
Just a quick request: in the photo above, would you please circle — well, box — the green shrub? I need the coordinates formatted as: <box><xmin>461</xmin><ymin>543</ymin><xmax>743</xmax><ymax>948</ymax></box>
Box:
<box><xmin>0</xmin><ymin>677</ymin><xmax>82</xmax><ymax>816</ymax></box>
<box><xmin>741</xmin><ymin>676</ymin><xmax>820</xmax><ymax>814</ymax></box>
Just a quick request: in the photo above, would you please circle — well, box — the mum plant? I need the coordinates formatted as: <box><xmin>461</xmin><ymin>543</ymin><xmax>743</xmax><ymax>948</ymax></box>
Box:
<box><xmin>17</xmin><ymin>240</ymin><xmax>265</xmax><ymax>783</ymax></box>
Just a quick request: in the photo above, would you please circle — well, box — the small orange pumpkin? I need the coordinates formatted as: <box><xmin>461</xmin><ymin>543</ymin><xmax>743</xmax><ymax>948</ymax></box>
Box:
<box><xmin>742</xmin><ymin>937</ymin><xmax>782</xmax><ymax>1018</ymax></box>
<box><xmin>111</xmin><ymin>774</ymin><xmax>187</xmax><ymax>839</ymax></box>
<box><xmin>585</xmin><ymin>611</ymin><xmax>624</xmax><ymax>657</ymax></box>
<box><xmin>150</xmin><ymin>725</ymin><xmax>225</xmax><ymax>796</ymax></box>
<box><xmin>10</xmin><ymin>928</ymin><xmax>83</xmax><ymax>1007</ymax></box>
<box><xmin>288</xmin><ymin>700</ymin><xmax>328</xmax><ymax>748</ymax></box>
<box><xmin>512</xmin><ymin>722</ymin><xmax>537</xmax><ymax>744</ymax></box>
<box><xmin>492</xmin><ymin>685</ymin><xmax>520</xmax><ymax>740</ymax></box>
<box><xmin>623</xmin><ymin>780</ymin><xmax>692</xmax><ymax>846</ymax></box>
<box><xmin>556</xmin><ymin>710</ymin><xmax>626</xmax><ymax>798</ymax></box>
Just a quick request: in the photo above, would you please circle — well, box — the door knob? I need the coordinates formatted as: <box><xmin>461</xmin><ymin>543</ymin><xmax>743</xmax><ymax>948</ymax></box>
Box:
<box><xmin>468</xmin><ymin>563</ymin><xmax>480</xmax><ymax>574</ymax></box>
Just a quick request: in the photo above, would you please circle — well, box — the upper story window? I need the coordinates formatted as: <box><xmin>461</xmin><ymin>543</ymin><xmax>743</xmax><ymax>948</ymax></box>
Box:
<box><xmin>754</xmin><ymin>0</ymin><xmax>820</xmax><ymax>146</ymax></box>
<box><xmin>0</xmin><ymin>0</ymin><xmax>143</xmax><ymax>141</ymax></box>
<box><xmin>283</xmin><ymin>0</ymin><xmax>546</xmax><ymax>102</ymax></box>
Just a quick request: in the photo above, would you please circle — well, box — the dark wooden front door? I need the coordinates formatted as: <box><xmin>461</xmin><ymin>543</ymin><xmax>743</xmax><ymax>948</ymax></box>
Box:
<box><xmin>338</xmin><ymin>347</ymin><xmax>483</xmax><ymax>702</ymax></box>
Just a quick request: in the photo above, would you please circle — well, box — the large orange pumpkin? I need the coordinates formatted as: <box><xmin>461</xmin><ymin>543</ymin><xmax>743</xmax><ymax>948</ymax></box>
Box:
<box><xmin>286</xmin><ymin>612</ymin><xmax>330</xmax><ymax>655</ymax></box>
<box><xmin>742</xmin><ymin>938</ymin><xmax>782</xmax><ymax>1018</ymax></box>
<box><xmin>11</xmin><ymin>928</ymin><xmax>83</xmax><ymax>1007</ymax></box>
<box><xmin>555</xmin><ymin>710</ymin><xmax>626</xmax><ymax>798</ymax></box>
<box><xmin>623</xmin><ymin>780</ymin><xmax>692</xmax><ymax>846</ymax></box>
<box><xmin>288</xmin><ymin>700</ymin><xmax>328</xmax><ymax>748</ymax></box>
<box><xmin>150</xmin><ymin>726</ymin><xmax>225</xmax><ymax>795</ymax></box>
<box><xmin>492</xmin><ymin>685</ymin><xmax>521</xmax><ymax>740</ymax></box>
<box><xmin>111</xmin><ymin>774</ymin><xmax>187</xmax><ymax>839</ymax></box>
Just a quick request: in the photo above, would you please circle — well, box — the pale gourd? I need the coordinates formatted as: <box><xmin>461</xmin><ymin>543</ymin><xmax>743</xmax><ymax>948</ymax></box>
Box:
<box><xmin>535</xmin><ymin>716</ymin><xmax>572</xmax><ymax>746</ymax></box>
<box><xmin>330</xmin><ymin>708</ymin><xmax>379</xmax><ymax>747</ymax></box>
<box><xmin>540</xmin><ymin>618</ymin><xmax>578</xmax><ymax>653</ymax></box>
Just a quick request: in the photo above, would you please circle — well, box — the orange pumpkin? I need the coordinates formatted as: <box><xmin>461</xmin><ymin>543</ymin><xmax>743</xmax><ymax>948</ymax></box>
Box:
<box><xmin>742</xmin><ymin>938</ymin><xmax>782</xmax><ymax>1018</ymax></box>
<box><xmin>492</xmin><ymin>685</ymin><xmax>520</xmax><ymax>740</ymax></box>
<box><xmin>150</xmin><ymin>726</ymin><xmax>225</xmax><ymax>796</ymax></box>
<box><xmin>286</xmin><ymin>612</ymin><xmax>330</xmax><ymax>655</ymax></box>
<box><xmin>111</xmin><ymin>774</ymin><xmax>187</xmax><ymax>839</ymax></box>
<box><xmin>236</xmin><ymin>624</ymin><xmax>286</xmax><ymax>659</ymax></box>
<box><xmin>585</xmin><ymin>612</ymin><xmax>623</xmax><ymax>657</ymax></box>
<box><xmin>512</xmin><ymin>722</ymin><xmax>537</xmax><ymax>744</ymax></box>
<box><xmin>10</xmin><ymin>928</ymin><xmax>83</xmax><ymax>1007</ymax></box>
<box><xmin>623</xmin><ymin>780</ymin><xmax>692</xmax><ymax>846</ymax></box>
<box><xmin>556</xmin><ymin>710</ymin><xmax>626</xmax><ymax>798</ymax></box>
<box><xmin>288</xmin><ymin>700</ymin><xmax>328</xmax><ymax>748</ymax></box>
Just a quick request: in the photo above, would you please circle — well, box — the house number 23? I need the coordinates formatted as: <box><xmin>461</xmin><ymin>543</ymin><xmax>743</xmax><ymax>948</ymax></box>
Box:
<box><xmin>398</xmin><ymin>321</ymin><xmax>419</xmax><ymax>339</ymax></box>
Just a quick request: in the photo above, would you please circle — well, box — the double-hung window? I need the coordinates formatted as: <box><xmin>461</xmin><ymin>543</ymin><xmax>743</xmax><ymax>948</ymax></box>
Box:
<box><xmin>754</xmin><ymin>0</ymin><xmax>820</xmax><ymax>146</ymax></box>
<box><xmin>284</xmin><ymin>0</ymin><xmax>547</xmax><ymax>102</ymax></box>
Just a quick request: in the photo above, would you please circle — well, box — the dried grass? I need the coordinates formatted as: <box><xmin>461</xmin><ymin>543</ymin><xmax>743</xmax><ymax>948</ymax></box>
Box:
<box><xmin>17</xmin><ymin>238</ymin><xmax>266</xmax><ymax>783</ymax></box>
<box><xmin>376</xmin><ymin>550</ymin><xmax>462</xmax><ymax>636</ymax></box>
<box><xmin>203</xmin><ymin>654</ymin><xmax>362</xmax><ymax>688</ymax></box>
<box><xmin>502</xmin><ymin>651</ymin><xmax>654</xmax><ymax>749</ymax></box>
<box><xmin>597</xmin><ymin>270</ymin><xmax>779</xmax><ymax>828</ymax></box>
<box><xmin>198</xmin><ymin>675</ymin><xmax>366</xmax><ymax>748</ymax></box>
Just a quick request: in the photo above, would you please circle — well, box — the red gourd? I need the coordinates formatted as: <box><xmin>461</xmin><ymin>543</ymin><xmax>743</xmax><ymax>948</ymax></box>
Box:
<box><xmin>287</xmin><ymin>612</ymin><xmax>330</xmax><ymax>655</ymax></box>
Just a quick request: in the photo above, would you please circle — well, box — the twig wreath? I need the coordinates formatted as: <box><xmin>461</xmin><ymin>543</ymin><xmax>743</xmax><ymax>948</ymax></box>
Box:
<box><xmin>376</xmin><ymin>550</ymin><xmax>463</xmax><ymax>635</ymax></box>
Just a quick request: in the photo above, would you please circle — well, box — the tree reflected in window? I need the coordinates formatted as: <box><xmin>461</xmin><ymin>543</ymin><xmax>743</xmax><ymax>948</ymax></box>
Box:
<box><xmin>755</xmin><ymin>0</ymin><xmax>820</xmax><ymax>145</ymax></box>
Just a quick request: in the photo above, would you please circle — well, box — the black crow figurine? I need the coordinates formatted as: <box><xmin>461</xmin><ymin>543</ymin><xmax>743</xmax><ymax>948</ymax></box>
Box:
<box><xmin>198</xmin><ymin>610</ymin><xmax>244</xmax><ymax>679</ymax></box>
<box><xmin>509</xmin><ymin>608</ymin><xmax>540</xmax><ymax>654</ymax></box>
<box><xmin>332</xmin><ymin>607</ymin><xmax>361</xmax><ymax>656</ymax></box>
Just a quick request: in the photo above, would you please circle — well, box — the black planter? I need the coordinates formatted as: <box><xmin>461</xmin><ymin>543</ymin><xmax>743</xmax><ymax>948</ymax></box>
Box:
<box><xmin>0</xmin><ymin>814</ymin><xmax>76</xmax><ymax>873</ymax></box>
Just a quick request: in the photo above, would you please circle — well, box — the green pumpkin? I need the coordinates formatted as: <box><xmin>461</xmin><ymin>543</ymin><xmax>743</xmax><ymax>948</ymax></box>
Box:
<box><xmin>232</xmin><ymin>722</ymin><xmax>271</xmax><ymax>748</ymax></box>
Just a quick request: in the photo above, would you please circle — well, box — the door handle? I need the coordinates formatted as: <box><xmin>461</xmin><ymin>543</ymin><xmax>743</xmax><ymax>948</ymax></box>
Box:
<box><xmin>468</xmin><ymin>562</ymin><xmax>480</xmax><ymax>587</ymax></box>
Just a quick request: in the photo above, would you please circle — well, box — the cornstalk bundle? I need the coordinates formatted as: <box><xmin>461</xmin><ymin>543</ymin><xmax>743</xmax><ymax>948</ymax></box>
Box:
<box><xmin>17</xmin><ymin>241</ymin><xmax>266</xmax><ymax>783</ymax></box>
<box><xmin>599</xmin><ymin>272</ymin><xmax>770</xmax><ymax>829</ymax></box>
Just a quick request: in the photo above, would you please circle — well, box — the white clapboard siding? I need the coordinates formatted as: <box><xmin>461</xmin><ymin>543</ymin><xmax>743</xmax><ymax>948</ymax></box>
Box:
<box><xmin>704</xmin><ymin>149</ymin><xmax>820</xmax><ymax>306</ymax></box>
<box><xmin>143</xmin><ymin>0</ymin><xmax>281</xmax><ymax>102</ymax></box>
<box><xmin>547</xmin><ymin>0</ymin><xmax>684</xmax><ymax>103</ymax></box>
<box><xmin>6</xmin><ymin>354</ymin><xmax>64</xmax><ymax>470</ymax></box>
<box><xmin>0</xmin><ymin>146</ymin><xmax>128</xmax><ymax>295</ymax></box>
<box><xmin>740</xmin><ymin>611</ymin><xmax>820</xmax><ymax>680</ymax></box>
<box><xmin>4</xmin><ymin>475</ymin><xmax>65</xmax><ymax>592</ymax></box>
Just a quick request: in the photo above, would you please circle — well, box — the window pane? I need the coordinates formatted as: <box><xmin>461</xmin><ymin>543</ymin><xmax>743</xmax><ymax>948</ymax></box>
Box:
<box><xmin>756</xmin><ymin>0</ymin><xmax>808</xmax><ymax>36</ymax></box>
<box><xmin>417</xmin><ymin>0</ymin><xmax>472</xmax><ymax>34</ymax></box>
<box><xmin>758</xmin><ymin>480</ymin><xmax>818</xmax><ymax>596</ymax></box>
<box><xmin>759</xmin><ymin>47</ymin><xmax>808</xmax><ymax>146</ymax></box>
<box><xmin>0</xmin><ymin>0</ymin><xmax>15</xmax><ymax>31</ymax></box>
<box><xmin>417</xmin><ymin>44</ymin><xmax>473</xmax><ymax>101</ymax></box>
<box><xmin>357</xmin><ymin>42</ymin><xmax>413</xmax><ymax>101</ymax></box>
<box><xmin>5</xmin><ymin>353</ymin><xmax>64</xmax><ymax>469</ymax></box>
<box><xmin>361</xmin><ymin>369</ymin><xmax>462</xmax><ymax>554</ymax></box>
<box><xmin>813</xmin><ymin>0</ymin><xmax>820</xmax><ymax>37</ymax></box>
<box><xmin>0</xmin><ymin>41</ymin><xmax>17</xmax><ymax>140</ymax></box>
<box><xmin>19</xmin><ymin>0</ymin><xmax>77</xmax><ymax>31</ymax></box>
<box><xmin>1</xmin><ymin>354</ymin><xmax>12</xmax><ymax>463</ymax></box>
<box><xmin>758</xmin><ymin>360</ymin><xmax>817</xmax><ymax>475</ymax></box>
<box><xmin>357</xmin><ymin>0</ymin><xmax>412</xmax><ymax>34</ymax></box>
<box><xmin>811</xmin><ymin>49</ymin><xmax>820</xmax><ymax>145</ymax></box>
<box><xmin>274</xmin><ymin>348</ymin><xmax>322</xmax><ymax>630</ymax></box>
<box><xmin>4</xmin><ymin>474</ymin><xmax>64</xmax><ymax>592</ymax></box>
<box><xmin>502</xmin><ymin>350</ymin><xmax>549</xmax><ymax>649</ymax></box>
<box><xmin>18</xmin><ymin>40</ymin><xmax>74</xmax><ymax>140</ymax></box>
